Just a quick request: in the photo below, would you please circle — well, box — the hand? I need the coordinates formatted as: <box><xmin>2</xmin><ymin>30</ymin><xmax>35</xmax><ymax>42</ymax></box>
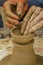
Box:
<box><xmin>3</xmin><ymin>0</ymin><xmax>28</xmax><ymax>28</ymax></box>
<box><xmin>23</xmin><ymin>6</ymin><xmax>43</xmax><ymax>35</ymax></box>
<box><xmin>29</xmin><ymin>11</ymin><xmax>43</xmax><ymax>32</ymax></box>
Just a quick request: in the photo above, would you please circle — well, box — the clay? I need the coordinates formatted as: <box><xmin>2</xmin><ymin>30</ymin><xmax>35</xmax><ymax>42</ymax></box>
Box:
<box><xmin>13</xmin><ymin>27</ymin><xmax>22</xmax><ymax>36</ymax></box>
<box><xmin>12</xmin><ymin>22</ymin><xmax>22</xmax><ymax>36</ymax></box>
<box><xmin>11</xmin><ymin>26</ymin><xmax>34</xmax><ymax>44</ymax></box>
<box><xmin>21</xmin><ymin>6</ymin><xmax>37</xmax><ymax>35</ymax></box>
<box><xmin>10</xmin><ymin>41</ymin><xmax>36</xmax><ymax>65</ymax></box>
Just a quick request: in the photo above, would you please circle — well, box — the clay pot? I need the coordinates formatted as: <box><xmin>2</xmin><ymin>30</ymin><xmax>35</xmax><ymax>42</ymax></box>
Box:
<box><xmin>10</xmin><ymin>27</ymin><xmax>36</xmax><ymax>65</ymax></box>
<box><xmin>10</xmin><ymin>41</ymin><xmax>36</xmax><ymax>65</ymax></box>
<box><xmin>11</xmin><ymin>27</ymin><xmax>34</xmax><ymax>44</ymax></box>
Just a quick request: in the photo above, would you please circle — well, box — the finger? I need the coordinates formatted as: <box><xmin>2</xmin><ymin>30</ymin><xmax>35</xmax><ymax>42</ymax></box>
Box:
<box><xmin>5</xmin><ymin>21</ymin><xmax>13</xmax><ymax>28</ymax></box>
<box><xmin>29</xmin><ymin>20</ymin><xmax>43</xmax><ymax>32</ymax></box>
<box><xmin>7</xmin><ymin>17</ymin><xmax>19</xmax><ymax>25</ymax></box>
<box><xmin>29</xmin><ymin>7</ymin><xmax>42</xmax><ymax>22</ymax></box>
<box><xmin>30</xmin><ymin>12</ymin><xmax>43</xmax><ymax>27</ymax></box>
<box><xmin>21</xmin><ymin>6</ymin><xmax>37</xmax><ymax>35</ymax></box>
<box><xmin>23</xmin><ymin>22</ymin><xmax>31</xmax><ymax>35</ymax></box>
<box><xmin>6</xmin><ymin>11</ymin><xmax>19</xmax><ymax>19</ymax></box>
<box><xmin>23</xmin><ymin>6</ymin><xmax>37</xmax><ymax>21</ymax></box>
<box><xmin>24</xmin><ymin>10</ymin><xmax>43</xmax><ymax>35</ymax></box>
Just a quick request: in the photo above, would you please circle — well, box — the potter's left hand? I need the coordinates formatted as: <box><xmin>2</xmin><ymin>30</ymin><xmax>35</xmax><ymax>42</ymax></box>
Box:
<box><xmin>3</xmin><ymin>0</ymin><xmax>28</xmax><ymax>28</ymax></box>
<box><xmin>24</xmin><ymin>7</ymin><xmax>43</xmax><ymax>35</ymax></box>
<box><xmin>29</xmin><ymin>11</ymin><xmax>43</xmax><ymax>32</ymax></box>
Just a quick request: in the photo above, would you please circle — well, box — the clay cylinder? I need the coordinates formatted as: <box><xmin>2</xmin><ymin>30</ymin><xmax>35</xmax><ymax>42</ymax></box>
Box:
<box><xmin>10</xmin><ymin>41</ymin><xmax>36</xmax><ymax>65</ymax></box>
<box><xmin>11</xmin><ymin>27</ymin><xmax>34</xmax><ymax>44</ymax></box>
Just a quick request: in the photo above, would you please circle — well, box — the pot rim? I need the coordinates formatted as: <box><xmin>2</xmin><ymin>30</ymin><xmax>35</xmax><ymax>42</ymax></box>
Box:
<box><xmin>11</xmin><ymin>27</ymin><xmax>34</xmax><ymax>38</ymax></box>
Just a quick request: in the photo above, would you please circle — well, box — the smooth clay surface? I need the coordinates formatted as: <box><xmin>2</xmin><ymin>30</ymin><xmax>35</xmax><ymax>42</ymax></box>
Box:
<box><xmin>0</xmin><ymin>42</ymin><xmax>43</xmax><ymax>65</ymax></box>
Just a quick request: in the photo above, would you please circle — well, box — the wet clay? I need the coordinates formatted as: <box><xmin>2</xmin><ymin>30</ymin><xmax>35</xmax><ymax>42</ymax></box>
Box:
<box><xmin>13</xmin><ymin>27</ymin><xmax>22</xmax><ymax>36</ymax></box>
